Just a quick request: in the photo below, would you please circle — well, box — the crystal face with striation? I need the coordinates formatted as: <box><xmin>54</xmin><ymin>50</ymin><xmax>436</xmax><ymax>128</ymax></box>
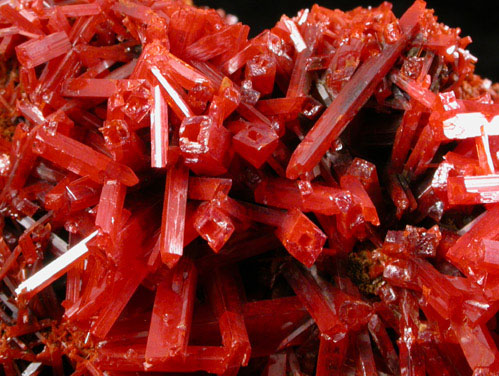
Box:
<box><xmin>0</xmin><ymin>0</ymin><xmax>497</xmax><ymax>375</ymax></box>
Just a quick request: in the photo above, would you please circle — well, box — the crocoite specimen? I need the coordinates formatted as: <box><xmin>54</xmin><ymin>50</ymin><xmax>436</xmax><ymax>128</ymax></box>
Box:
<box><xmin>0</xmin><ymin>0</ymin><xmax>498</xmax><ymax>375</ymax></box>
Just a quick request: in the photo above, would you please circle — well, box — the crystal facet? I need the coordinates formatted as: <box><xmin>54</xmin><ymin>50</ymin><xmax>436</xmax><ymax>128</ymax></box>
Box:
<box><xmin>0</xmin><ymin>1</ymin><xmax>496</xmax><ymax>375</ymax></box>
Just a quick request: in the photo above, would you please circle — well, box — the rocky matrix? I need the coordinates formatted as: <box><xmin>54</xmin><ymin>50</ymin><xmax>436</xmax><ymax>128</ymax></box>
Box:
<box><xmin>0</xmin><ymin>0</ymin><xmax>498</xmax><ymax>375</ymax></box>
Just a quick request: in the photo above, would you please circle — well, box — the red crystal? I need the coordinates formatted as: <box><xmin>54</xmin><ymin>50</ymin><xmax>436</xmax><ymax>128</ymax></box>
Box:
<box><xmin>160</xmin><ymin>159</ymin><xmax>189</xmax><ymax>268</ymax></box>
<box><xmin>16</xmin><ymin>31</ymin><xmax>71</xmax><ymax>69</ymax></box>
<box><xmin>275</xmin><ymin>208</ymin><xmax>327</xmax><ymax>267</ymax></box>
<box><xmin>286</xmin><ymin>0</ymin><xmax>426</xmax><ymax>179</ymax></box>
<box><xmin>95</xmin><ymin>180</ymin><xmax>126</xmax><ymax>246</ymax></box>
<box><xmin>150</xmin><ymin>84</ymin><xmax>169</xmax><ymax>168</ymax></box>
<box><xmin>0</xmin><ymin>0</ymin><xmax>497</xmax><ymax>375</ymax></box>
<box><xmin>145</xmin><ymin>258</ymin><xmax>197</xmax><ymax>362</ymax></box>
<box><xmin>179</xmin><ymin>115</ymin><xmax>231</xmax><ymax>175</ymax></box>
<box><xmin>32</xmin><ymin>128</ymin><xmax>139</xmax><ymax>186</ymax></box>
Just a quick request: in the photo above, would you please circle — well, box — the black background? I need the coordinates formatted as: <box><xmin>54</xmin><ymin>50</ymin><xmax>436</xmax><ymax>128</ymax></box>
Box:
<box><xmin>196</xmin><ymin>0</ymin><xmax>499</xmax><ymax>82</ymax></box>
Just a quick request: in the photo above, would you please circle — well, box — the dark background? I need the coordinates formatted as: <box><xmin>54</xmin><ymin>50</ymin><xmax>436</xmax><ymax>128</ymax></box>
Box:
<box><xmin>196</xmin><ymin>0</ymin><xmax>499</xmax><ymax>82</ymax></box>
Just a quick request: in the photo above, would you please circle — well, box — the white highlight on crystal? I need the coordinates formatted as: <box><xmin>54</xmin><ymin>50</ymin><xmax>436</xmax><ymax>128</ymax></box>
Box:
<box><xmin>0</xmin><ymin>292</ymin><xmax>18</xmax><ymax>315</ymax></box>
<box><xmin>15</xmin><ymin>230</ymin><xmax>98</xmax><ymax>297</ymax></box>
<box><xmin>443</xmin><ymin>113</ymin><xmax>499</xmax><ymax>140</ymax></box>
<box><xmin>479</xmin><ymin>126</ymin><xmax>496</xmax><ymax>174</ymax></box>
<box><xmin>296</xmin><ymin>8</ymin><xmax>309</xmax><ymax>26</ymax></box>
<box><xmin>22</xmin><ymin>362</ymin><xmax>43</xmax><ymax>376</ymax></box>
<box><xmin>151</xmin><ymin>84</ymin><xmax>166</xmax><ymax>168</ymax></box>
<box><xmin>445</xmin><ymin>45</ymin><xmax>456</xmax><ymax>55</ymax></box>
<box><xmin>151</xmin><ymin>66</ymin><xmax>191</xmax><ymax>118</ymax></box>
<box><xmin>17</xmin><ymin>216</ymin><xmax>35</xmax><ymax>229</ymax></box>
<box><xmin>463</xmin><ymin>175</ymin><xmax>499</xmax><ymax>203</ymax></box>
<box><xmin>458</xmin><ymin>211</ymin><xmax>487</xmax><ymax>236</ymax></box>
<box><xmin>282</xmin><ymin>18</ymin><xmax>307</xmax><ymax>53</ymax></box>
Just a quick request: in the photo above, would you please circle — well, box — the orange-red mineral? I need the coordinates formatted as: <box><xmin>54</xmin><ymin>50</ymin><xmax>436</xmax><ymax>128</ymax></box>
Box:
<box><xmin>0</xmin><ymin>0</ymin><xmax>497</xmax><ymax>375</ymax></box>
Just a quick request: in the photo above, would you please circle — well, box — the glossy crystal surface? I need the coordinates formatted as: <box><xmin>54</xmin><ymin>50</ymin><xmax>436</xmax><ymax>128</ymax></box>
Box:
<box><xmin>0</xmin><ymin>0</ymin><xmax>497</xmax><ymax>375</ymax></box>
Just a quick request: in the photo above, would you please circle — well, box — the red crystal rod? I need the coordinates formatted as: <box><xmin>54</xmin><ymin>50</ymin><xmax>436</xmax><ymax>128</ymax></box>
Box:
<box><xmin>62</xmin><ymin>78</ymin><xmax>120</xmax><ymax>98</ymax></box>
<box><xmin>286</xmin><ymin>0</ymin><xmax>426</xmax><ymax>179</ymax></box>
<box><xmin>160</xmin><ymin>159</ymin><xmax>189</xmax><ymax>268</ymax></box>
<box><xmin>150</xmin><ymin>84</ymin><xmax>169</xmax><ymax>168</ymax></box>
<box><xmin>95</xmin><ymin>180</ymin><xmax>126</xmax><ymax>243</ymax></box>
<box><xmin>55</xmin><ymin>4</ymin><xmax>102</xmax><ymax>17</ymax></box>
<box><xmin>15</xmin><ymin>31</ymin><xmax>71</xmax><ymax>69</ymax></box>
<box><xmin>448</xmin><ymin>175</ymin><xmax>499</xmax><ymax>204</ymax></box>
<box><xmin>390</xmin><ymin>71</ymin><xmax>436</xmax><ymax>108</ymax></box>
<box><xmin>150</xmin><ymin>66</ymin><xmax>194</xmax><ymax>119</ymax></box>
<box><xmin>33</xmin><ymin>128</ymin><xmax>139</xmax><ymax>186</ymax></box>
<box><xmin>145</xmin><ymin>259</ymin><xmax>197</xmax><ymax>362</ymax></box>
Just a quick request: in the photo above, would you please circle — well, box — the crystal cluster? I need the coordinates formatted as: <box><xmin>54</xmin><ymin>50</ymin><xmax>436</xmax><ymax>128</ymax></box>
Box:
<box><xmin>0</xmin><ymin>0</ymin><xmax>498</xmax><ymax>375</ymax></box>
